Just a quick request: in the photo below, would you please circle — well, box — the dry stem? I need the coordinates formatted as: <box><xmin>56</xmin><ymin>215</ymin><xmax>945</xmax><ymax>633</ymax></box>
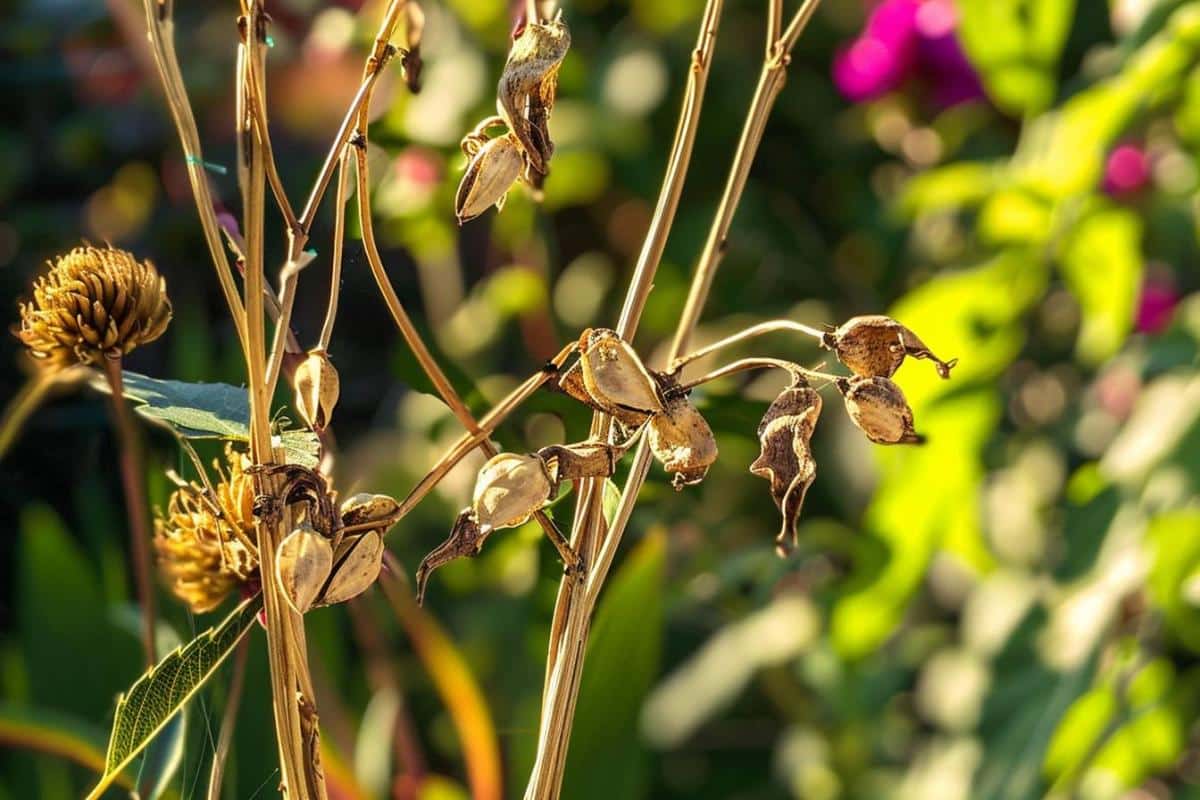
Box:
<box><xmin>206</xmin><ymin>636</ymin><xmax>250</xmax><ymax>800</ymax></box>
<box><xmin>668</xmin><ymin>318</ymin><xmax>825</xmax><ymax>373</ymax></box>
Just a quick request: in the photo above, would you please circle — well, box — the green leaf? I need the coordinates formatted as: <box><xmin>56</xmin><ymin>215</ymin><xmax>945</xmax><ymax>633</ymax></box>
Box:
<box><xmin>896</xmin><ymin>161</ymin><xmax>1001</xmax><ymax>218</ymax></box>
<box><xmin>1146</xmin><ymin>511</ymin><xmax>1200</xmax><ymax>650</ymax></box>
<box><xmin>562</xmin><ymin>530</ymin><xmax>665</xmax><ymax>800</ymax></box>
<box><xmin>91</xmin><ymin>370</ymin><xmax>320</xmax><ymax>468</ymax></box>
<box><xmin>601</xmin><ymin>478</ymin><xmax>622</xmax><ymax>527</ymax></box>
<box><xmin>88</xmin><ymin>595</ymin><xmax>263</xmax><ymax>800</ymax></box>
<box><xmin>1059</xmin><ymin>203</ymin><xmax>1143</xmax><ymax>365</ymax></box>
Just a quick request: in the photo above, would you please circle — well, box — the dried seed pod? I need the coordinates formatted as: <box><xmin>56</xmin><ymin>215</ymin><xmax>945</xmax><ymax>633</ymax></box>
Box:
<box><xmin>415</xmin><ymin>509</ymin><xmax>488</xmax><ymax>605</ymax></box>
<box><xmin>750</xmin><ymin>381</ymin><xmax>822</xmax><ymax>556</ymax></box>
<box><xmin>497</xmin><ymin>18</ymin><xmax>570</xmax><ymax>173</ymax></box>
<box><xmin>275</xmin><ymin>522</ymin><xmax>333</xmax><ymax>613</ymax></box>
<box><xmin>339</xmin><ymin>492</ymin><xmax>402</xmax><ymax>534</ymax></box>
<box><xmin>647</xmin><ymin>375</ymin><xmax>718</xmax><ymax>490</ymax></box>
<box><xmin>821</xmin><ymin>315</ymin><xmax>957</xmax><ymax>379</ymax></box>
<box><xmin>836</xmin><ymin>375</ymin><xmax>925</xmax><ymax>445</ymax></box>
<box><xmin>567</xmin><ymin>328</ymin><xmax>662</xmax><ymax>424</ymax></box>
<box><xmin>321</xmin><ymin>530</ymin><xmax>385</xmax><ymax>605</ymax></box>
<box><xmin>400</xmin><ymin>0</ymin><xmax>425</xmax><ymax>92</ymax></box>
<box><xmin>537</xmin><ymin>440</ymin><xmax>618</xmax><ymax>483</ymax></box>
<box><xmin>455</xmin><ymin>133</ymin><xmax>525</xmax><ymax>224</ymax></box>
<box><xmin>473</xmin><ymin>452</ymin><xmax>554</xmax><ymax>531</ymax></box>
<box><xmin>294</xmin><ymin>348</ymin><xmax>339</xmax><ymax>431</ymax></box>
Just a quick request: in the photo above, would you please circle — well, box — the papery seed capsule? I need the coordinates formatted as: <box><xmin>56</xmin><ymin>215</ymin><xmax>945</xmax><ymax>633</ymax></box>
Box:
<box><xmin>401</xmin><ymin>0</ymin><xmax>425</xmax><ymax>92</ymax></box>
<box><xmin>340</xmin><ymin>492</ymin><xmax>402</xmax><ymax>535</ymax></box>
<box><xmin>821</xmin><ymin>315</ymin><xmax>957</xmax><ymax>379</ymax></box>
<box><xmin>647</xmin><ymin>378</ymin><xmax>718</xmax><ymax>490</ymax></box>
<box><xmin>497</xmin><ymin>19</ymin><xmax>570</xmax><ymax>173</ymax></box>
<box><xmin>321</xmin><ymin>530</ymin><xmax>385</xmax><ymax>605</ymax></box>
<box><xmin>294</xmin><ymin>349</ymin><xmax>340</xmax><ymax>431</ymax></box>
<box><xmin>750</xmin><ymin>382</ymin><xmax>822</xmax><ymax>556</ymax></box>
<box><xmin>276</xmin><ymin>522</ymin><xmax>334</xmax><ymax>614</ymax></box>
<box><xmin>836</xmin><ymin>375</ymin><xmax>925</xmax><ymax>445</ymax></box>
<box><xmin>455</xmin><ymin>133</ymin><xmax>525</xmax><ymax>224</ymax></box>
<box><xmin>473</xmin><ymin>452</ymin><xmax>554</xmax><ymax>531</ymax></box>
<box><xmin>574</xmin><ymin>328</ymin><xmax>663</xmax><ymax>421</ymax></box>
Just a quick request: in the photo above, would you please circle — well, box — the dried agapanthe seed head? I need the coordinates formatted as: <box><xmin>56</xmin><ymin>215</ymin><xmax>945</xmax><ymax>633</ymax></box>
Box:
<box><xmin>339</xmin><ymin>492</ymin><xmax>402</xmax><ymax>534</ymax></box>
<box><xmin>294</xmin><ymin>348</ymin><xmax>339</xmax><ymax>431</ymax></box>
<box><xmin>321</xmin><ymin>530</ymin><xmax>385</xmax><ymax>605</ymax></box>
<box><xmin>648</xmin><ymin>376</ymin><xmax>718</xmax><ymax>490</ymax></box>
<box><xmin>497</xmin><ymin>18</ymin><xmax>570</xmax><ymax>173</ymax></box>
<box><xmin>455</xmin><ymin>133</ymin><xmax>525</xmax><ymax>224</ymax></box>
<box><xmin>821</xmin><ymin>315</ymin><xmax>957</xmax><ymax>379</ymax></box>
<box><xmin>275</xmin><ymin>522</ymin><xmax>334</xmax><ymax>613</ymax></box>
<box><xmin>750</xmin><ymin>380</ymin><xmax>822</xmax><ymax>556</ymax></box>
<box><xmin>562</xmin><ymin>328</ymin><xmax>662</xmax><ymax>424</ymax></box>
<box><xmin>836</xmin><ymin>375</ymin><xmax>925</xmax><ymax>445</ymax></box>
<box><xmin>473</xmin><ymin>451</ymin><xmax>554</xmax><ymax>531</ymax></box>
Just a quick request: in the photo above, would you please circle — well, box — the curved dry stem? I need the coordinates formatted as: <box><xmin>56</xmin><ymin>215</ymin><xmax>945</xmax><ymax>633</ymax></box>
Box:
<box><xmin>668</xmin><ymin>356</ymin><xmax>829</xmax><ymax>394</ymax></box>
<box><xmin>317</xmin><ymin>154</ymin><xmax>352</xmax><ymax>351</ymax></box>
<box><xmin>668</xmin><ymin>318</ymin><xmax>825</xmax><ymax>373</ymax></box>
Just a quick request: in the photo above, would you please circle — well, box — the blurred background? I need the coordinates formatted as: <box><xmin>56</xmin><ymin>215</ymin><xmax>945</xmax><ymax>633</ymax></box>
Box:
<box><xmin>3</xmin><ymin>0</ymin><xmax>1200</xmax><ymax>797</ymax></box>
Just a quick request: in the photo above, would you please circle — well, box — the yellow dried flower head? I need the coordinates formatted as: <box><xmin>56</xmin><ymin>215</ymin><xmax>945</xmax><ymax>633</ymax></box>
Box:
<box><xmin>153</xmin><ymin>445</ymin><xmax>259</xmax><ymax>613</ymax></box>
<box><xmin>17</xmin><ymin>245</ymin><xmax>172</xmax><ymax>369</ymax></box>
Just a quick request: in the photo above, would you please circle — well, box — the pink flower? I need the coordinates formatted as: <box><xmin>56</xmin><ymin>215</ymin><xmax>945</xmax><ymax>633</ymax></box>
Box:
<box><xmin>1136</xmin><ymin>279</ymin><xmax>1179</xmax><ymax>334</ymax></box>
<box><xmin>1103</xmin><ymin>144</ymin><xmax>1151</xmax><ymax>197</ymax></box>
<box><xmin>833</xmin><ymin>0</ymin><xmax>920</xmax><ymax>102</ymax></box>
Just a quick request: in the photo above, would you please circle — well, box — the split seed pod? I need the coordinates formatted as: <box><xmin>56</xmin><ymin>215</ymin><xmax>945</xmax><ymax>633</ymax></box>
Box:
<box><xmin>455</xmin><ymin>133</ymin><xmax>525</xmax><ymax>224</ymax></box>
<box><xmin>648</xmin><ymin>376</ymin><xmax>718</xmax><ymax>490</ymax></box>
<box><xmin>321</xmin><ymin>530</ymin><xmax>385</xmax><ymax>605</ymax></box>
<box><xmin>473</xmin><ymin>452</ymin><xmax>554</xmax><ymax>531</ymax></box>
<box><xmin>836</xmin><ymin>375</ymin><xmax>925</xmax><ymax>445</ymax></box>
<box><xmin>497</xmin><ymin>18</ymin><xmax>570</xmax><ymax>173</ymax></box>
<box><xmin>340</xmin><ymin>492</ymin><xmax>402</xmax><ymax>535</ymax></box>
<box><xmin>275</xmin><ymin>522</ymin><xmax>333</xmax><ymax>613</ymax></box>
<box><xmin>750</xmin><ymin>380</ymin><xmax>822</xmax><ymax>556</ymax></box>
<box><xmin>821</xmin><ymin>315</ymin><xmax>957</xmax><ymax>379</ymax></box>
<box><xmin>294</xmin><ymin>349</ymin><xmax>339</xmax><ymax>431</ymax></box>
<box><xmin>561</xmin><ymin>328</ymin><xmax>662</xmax><ymax>425</ymax></box>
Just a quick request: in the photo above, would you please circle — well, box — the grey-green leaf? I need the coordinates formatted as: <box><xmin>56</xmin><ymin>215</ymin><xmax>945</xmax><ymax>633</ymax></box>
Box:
<box><xmin>87</xmin><ymin>595</ymin><xmax>263</xmax><ymax>800</ymax></box>
<box><xmin>91</xmin><ymin>370</ymin><xmax>320</xmax><ymax>468</ymax></box>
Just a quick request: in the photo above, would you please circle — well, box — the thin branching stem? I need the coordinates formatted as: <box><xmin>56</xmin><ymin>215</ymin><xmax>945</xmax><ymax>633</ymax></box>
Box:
<box><xmin>101</xmin><ymin>355</ymin><xmax>157</xmax><ymax>666</ymax></box>
<box><xmin>317</xmin><ymin>154</ymin><xmax>352</xmax><ymax>351</ymax></box>
<box><xmin>670</xmin><ymin>357</ymin><xmax>836</xmax><ymax>395</ymax></box>
<box><xmin>206</xmin><ymin>636</ymin><xmax>250</xmax><ymax>800</ymax></box>
<box><xmin>669</xmin><ymin>318</ymin><xmax>825</xmax><ymax>373</ymax></box>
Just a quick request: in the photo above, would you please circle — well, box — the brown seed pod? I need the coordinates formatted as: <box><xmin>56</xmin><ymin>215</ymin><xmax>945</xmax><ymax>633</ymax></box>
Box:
<box><xmin>400</xmin><ymin>0</ymin><xmax>425</xmax><ymax>92</ymax></box>
<box><xmin>293</xmin><ymin>348</ymin><xmax>340</xmax><ymax>431</ymax></box>
<box><xmin>537</xmin><ymin>440</ymin><xmax>619</xmax><ymax>484</ymax></box>
<box><xmin>648</xmin><ymin>375</ymin><xmax>718</xmax><ymax>490</ymax></box>
<box><xmin>563</xmin><ymin>328</ymin><xmax>663</xmax><ymax>425</ymax></box>
<box><xmin>415</xmin><ymin>509</ymin><xmax>488</xmax><ymax>605</ymax></box>
<box><xmin>821</xmin><ymin>315</ymin><xmax>957</xmax><ymax>379</ymax></box>
<box><xmin>339</xmin><ymin>492</ymin><xmax>402</xmax><ymax>535</ymax></box>
<box><xmin>321</xmin><ymin>530</ymin><xmax>385</xmax><ymax>605</ymax></box>
<box><xmin>18</xmin><ymin>245</ymin><xmax>172</xmax><ymax>369</ymax></box>
<box><xmin>455</xmin><ymin>132</ymin><xmax>526</xmax><ymax>224</ymax></box>
<box><xmin>275</xmin><ymin>522</ymin><xmax>333</xmax><ymax>614</ymax></box>
<box><xmin>497</xmin><ymin>18</ymin><xmax>570</xmax><ymax>173</ymax></box>
<box><xmin>750</xmin><ymin>380</ymin><xmax>822</xmax><ymax>556</ymax></box>
<box><xmin>836</xmin><ymin>375</ymin><xmax>925</xmax><ymax>445</ymax></box>
<box><xmin>473</xmin><ymin>451</ymin><xmax>555</xmax><ymax>531</ymax></box>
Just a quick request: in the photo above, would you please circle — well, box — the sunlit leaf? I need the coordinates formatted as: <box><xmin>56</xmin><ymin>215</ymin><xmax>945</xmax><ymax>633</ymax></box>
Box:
<box><xmin>1146</xmin><ymin>511</ymin><xmax>1200</xmax><ymax>650</ymax></box>
<box><xmin>897</xmin><ymin>161</ymin><xmax>1002</xmax><ymax>217</ymax></box>
<box><xmin>87</xmin><ymin>595</ymin><xmax>263</xmax><ymax>800</ymax></box>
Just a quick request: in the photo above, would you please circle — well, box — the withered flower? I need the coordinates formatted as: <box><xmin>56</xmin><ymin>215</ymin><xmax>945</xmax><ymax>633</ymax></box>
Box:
<box><xmin>455</xmin><ymin>132</ymin><xmax>526</xmax><ymax>224</ymax></box>
<box><xmin>18</xmin><ymin>245</ymin><xmax>172</xmax><ymax>369</ymax></box>
<box><xmin>559</xmin><ymin>328</ymin><xmax>662</xmax><ymax>426</ymax></box>
<box><xmin>294</xmin><ymin>348</ymin><xmax>340</xmax><ymax>431</ymax></box>
<box><xmin>497</xmin><ymin>17</ymin><xmax>570</xmax><ymax>174</ymax></box>
<box><xmin>648</xmin><ymin>375</ymin><xmax>718</xmax><ymax>490</ymax></box>
<box><xmin>153</xmin><ymin>445</ymin><xmax>259</xmax><ymax>613</ymax></box>
<box><xmin>821</xmin><ymin>315</ymin><xmax>956</xmax><ymax>379</ymax></box>
<box><xmin>836</xmin><ymin>375</ymin><xmax>925</xmax><ymax>445</ymax></box>
<box><xmin>276</xmin><ymin>522</ymin><xmax>333</xmax><ymax>614</ymax></box>
<box><xmin>750</xmin><ymin>380</ymin><xmax>822</xmax><ymax>556</ymax></box>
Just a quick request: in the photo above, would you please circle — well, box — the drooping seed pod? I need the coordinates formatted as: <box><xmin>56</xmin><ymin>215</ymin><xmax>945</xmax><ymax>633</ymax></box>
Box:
<box><xmin>749</xmin><ymin>381</ymin><xmax>822</xmax><ymax>556</ymax></box>
<box><xmin>821</xmin><ymin>315</ymin><xmax>957</xmax><ymax>379</ymax></box>
<box><xmin>455</xmin><ymin>133</ymin><xmax>526</xmax><ymax>224</ymax></box>
<box><xmin>275</xmin><ymin>522</ymin><xmax>333</xmax><ymax>613</ymax></box>
<box><xmin>647</xmin><ymin>375</ymin><xmax>718</xmax><ymax>490</ymax></box>
<box><xmin>836</xmin><ymin>375</ymin><xmax>925</xmax><ymax>445</ymax></box>
<box><xmin>293</xmin><ymin>348</ymin><xmax>340</xmax><ymax>431</ymax></box>
<box><xmin>497</xmin><ymin>18</ymin><xmax>570</xmax><ymax>173</ymax></box>
<box><xmin>563</xmin><ymin>328</ymin><xmax>662</xmax><ymax>425</ymax></box>
<box><xmin>400</xmin><ymin>0</ymin><xmax>425</xmax><ymax>93</ymax></box>
<box><xmin>18</xmin><ymin>245</ymin><xmax>172</xmax><ymax>369</ymax></box>
<box><xmin>321</xmin><ymin>530</ymin><xmax>385</xmax><ymax>605</ymax></box>
<box><xmin>416</xmin><ymin>509</ymin><xmax>487</xmax><ymax>605</ymax></box>
<box><xmin>473</xmin><ymin>451</ymin><xmax>554</xmax><ymax>531</ymax></box>
<box><xmin>339</xmin><ymin>492</ymin><xmax>402</xmax><ymax>535</ymax></box>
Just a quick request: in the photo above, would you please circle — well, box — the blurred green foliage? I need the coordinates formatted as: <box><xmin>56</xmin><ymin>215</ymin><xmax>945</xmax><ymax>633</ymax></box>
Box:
<box><xmin>3</xmin><ymin>0</ymin><xmax>1200</xmax><ymax>798</ymax></box>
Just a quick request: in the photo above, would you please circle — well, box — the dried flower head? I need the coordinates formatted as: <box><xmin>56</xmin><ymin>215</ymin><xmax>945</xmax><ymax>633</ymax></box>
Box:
<box><xmin>649</xmin><ymin>376</ymin><xmax>718</xmax><ymax>490</ymax></box>
<box><xmin>821</xmin><ymin>315</ymin><xmax>956</xmax><ymax>379</ymax></box>
<box><xmin>456</xmin><ymin>132</ymin><xmax>526</xmax><ymax>223</ymax></box>
<box><xmin>276</xmin><ymin>522</ymin><xmax>333</xmax><ymax>613</ymax></box>
<box><xmin>18</xmin><ymin>245</ymin><xmax>172</xmax><ymax>369</ymax></box>
<box><xmin>750</xmin><ymin>380</ymin><xmax>822</xmax><ymax>556</ymax></box>
<box><xmin>153</xmin><ymin>445</ymin><xmax>259</xmax><ymax>613</ymax></box>
<box><xmin>560</xmin><ymin>328</ymin><xmax>663</xmax><ymax>426</ymax></box>
<box><xmin>497</xmin><ymin>17</ymin><xmax>570</xmax><ymax>173</ymax></box>
<box><xmin>294</xmin><ymin>348</ymin><xmax>340</xmax><ymax>431</ymax></box>
<box><xmin>836</xmin><ymin>375</ymin><xmax>925</xmax><ymax>445</ymax></box>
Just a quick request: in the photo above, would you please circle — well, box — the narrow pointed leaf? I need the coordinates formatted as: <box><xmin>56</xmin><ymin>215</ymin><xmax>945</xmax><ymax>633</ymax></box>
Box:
<box><xmin>87</xmin><ymin>594</ymin><xmax>263</xmax><ymax>799</ymax></box>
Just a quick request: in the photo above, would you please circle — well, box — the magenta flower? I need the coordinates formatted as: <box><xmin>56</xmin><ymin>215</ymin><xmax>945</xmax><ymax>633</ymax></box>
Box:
<box><xmin>914</xmin><ymin>0</ymin><xmax>985</xmax><ymax>107</ymax></box>
<box><xmin>1136</xmin><ymin>279</ymin><xmax>1179</xmax><ymax>334</ymax></box>
<box><xmin>833</xmin><ymin>0</ymin><xmax>920</xmax><ymax>102</ymax></box>
<box><xmin>1103</xmin><ymin>144</ymin><xmax>1151</xmax><ymax>197</ymax></box>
